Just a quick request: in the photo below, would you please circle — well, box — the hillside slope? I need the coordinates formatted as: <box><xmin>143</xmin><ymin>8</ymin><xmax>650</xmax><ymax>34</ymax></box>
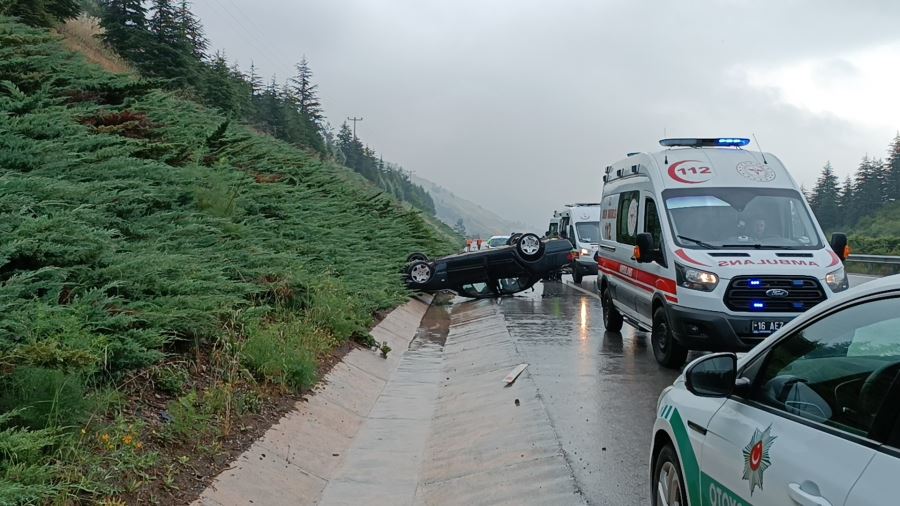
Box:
<box><xmin>848</xmin><ymin>202</ymin><xmax>900</xmax><ymax>255</ymax></box>
<box><xmin>0</xmin><ymin>17</ymin><xmax>455</xmax><ymax>503</ymax></box>
<box><xmin>411</xmin><ymin>174</ymin><xmax>534</xmax><ymax>238</ymax></box>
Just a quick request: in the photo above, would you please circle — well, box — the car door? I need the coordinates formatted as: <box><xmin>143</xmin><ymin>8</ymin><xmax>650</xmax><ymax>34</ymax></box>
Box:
<box><xmin>603</xmin><ymin>191</ymin><xmax>641</xmax><ymax>316</ymax></box>
<box><xmin>634</xmin><ymin>194</ymin><xmax>668</xmax><ymax>319</ymax></box>
<box><xmin>842</xmin><ymin>309</ymin><xmax>900</xmax><ymax>506</ymax></box>
<box><xmin>700</xmin><ymin>295</ymin><xmax>900</xmax><ymax>505</ymax></box>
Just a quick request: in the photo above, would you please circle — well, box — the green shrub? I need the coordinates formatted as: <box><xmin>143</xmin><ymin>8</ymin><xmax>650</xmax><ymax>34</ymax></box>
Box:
<box><xmin>240</xmin><ymin>318</ymin><xmax>320</xmax><ymax>391</ymax></box>
<box><xmin>0</xmin><ymin>367</ymin><xmax>89</xmax><ymax>430</ymax></box>
<box><xmin>0</xmin><ymin>411</ymin><xmax>60</xmax><ymax>505</ymax></box>
<box><xmin>162</xmin><ymin>391</ymin><xmax>209</xmax><ymax>442</ymax></box>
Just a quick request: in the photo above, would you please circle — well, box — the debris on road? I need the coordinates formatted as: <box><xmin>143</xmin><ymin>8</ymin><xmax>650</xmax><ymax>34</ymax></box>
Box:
<box><xmin>504</xmin><ymin>363</ymin><xmax>528</xmax><ymax>385</ymax></box>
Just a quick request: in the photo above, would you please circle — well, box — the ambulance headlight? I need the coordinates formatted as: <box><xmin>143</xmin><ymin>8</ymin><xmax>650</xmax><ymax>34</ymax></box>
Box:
<box><xmin>825</xmin><ymin>267</ymin><xmax>848</xmax><ymax>292</ymax></box>
<box><xmin>581</xmin><ymin>248</ymin><xmax>589</xmax><ymax>256</ymax></box>
<box><xmin>676</xmin><ymin>264</ymin><xmax>719</xmax><ymax>292</ymax></box>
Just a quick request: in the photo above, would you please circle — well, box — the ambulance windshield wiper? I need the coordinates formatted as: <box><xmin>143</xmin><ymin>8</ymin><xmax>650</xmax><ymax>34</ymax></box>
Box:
<box><xmin>676</xmin><ymin>235</ymin><xmax>718</xmax><ymax>249</ymax></box>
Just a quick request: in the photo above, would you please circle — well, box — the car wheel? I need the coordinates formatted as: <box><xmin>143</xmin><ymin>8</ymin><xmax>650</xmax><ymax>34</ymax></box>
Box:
<box><xmin>506</xmin><ymin>233</ymin><xmax>523</xmax><ymax>246</ymax></box>
<box><xmin>407</xmin><ymin>261</ymin><xmax>434</xmax><ymax>286</ymax></box>
<box><xmin>571</xmin><ymin>264</ymin><xmax>583</xmax><ymax>284</ymax></box>
<box><xmin>652</xmin><ymin>306</ymin><xmax>687</xmax><ymax>368</ymax></box>
<box><xmin>601</xmin><ymin>287</ymin><xmax>623</xmax><ymax>332</ymax></box>
<box><xmin>515</xmin><ymin>233</ymin><xmax>544</xmax><ymax>261</ymax></box>
<box><xmin>653</xmin><ymin>444</ymin><xmax>687</xmax><ymax>506</ymax></box>
<box><xmin>406</xmin><ymin>252</ymin><xmax>428</xmax><ymax>263</ymax></box>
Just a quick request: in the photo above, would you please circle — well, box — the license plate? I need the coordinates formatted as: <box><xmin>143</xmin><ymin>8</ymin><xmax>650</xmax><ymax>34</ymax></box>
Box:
<box><xmin>752</xmin><ymin>321</ymin><xmax>784</xmax><ymax>335</ymax></box>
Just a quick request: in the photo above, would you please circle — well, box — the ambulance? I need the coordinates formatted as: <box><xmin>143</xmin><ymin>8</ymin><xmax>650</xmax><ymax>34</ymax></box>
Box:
<box><xmin>552</xmin><ymin>203</ymin><xmax>603</xmax><ymax>284</ymax></box>
<box><xmin>597</xmin><ymin>138</ymin><xmax>850</xmax><ymax>368</ymax></box>
<box><xmin>651</xmin><ymin>274</ymin><xmax>900</xmax><ymax>506</ymax></box>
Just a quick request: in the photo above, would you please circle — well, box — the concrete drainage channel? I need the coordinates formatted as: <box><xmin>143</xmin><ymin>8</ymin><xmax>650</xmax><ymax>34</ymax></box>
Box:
<box><xmin>196</xmin><ymin>295</ymin><xmax>584</xmax><ymax>505</ymax></box>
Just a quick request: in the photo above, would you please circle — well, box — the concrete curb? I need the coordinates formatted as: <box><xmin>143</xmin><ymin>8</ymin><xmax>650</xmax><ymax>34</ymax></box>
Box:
<box><xmin>194</xmin><ymin>294</ymin><xmax>434</xmax><ymax>506</ymax></box>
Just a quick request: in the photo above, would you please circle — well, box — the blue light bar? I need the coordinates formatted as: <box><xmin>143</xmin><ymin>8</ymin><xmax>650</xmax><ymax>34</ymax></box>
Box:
<box><xmin>752</xmin><ymin>302</ymin><xmax>765</xmax><ymax>310</ymax></box>
<box><xmin>717</xmin><ymin>138</ymin><xmax>750</xmax><ymax>146</ymax></box>
<box><xmin>793</xmin><ymin>302</ymin><xmax>805</xmax><ymax>309</ymax></box>
<box><xmin>792</xmin><ymin>280</ymin><xmax>804</xmax><ymax>287</ymax></box>
<box><xmin>749</xmin><ymin>279</ymin><xmax>761</xmax><ymax>287</ymax></box>
<box><xmin>660</xmin><ymin>138</ymin><xmax>750</xmax><ymax>148</ymax></box>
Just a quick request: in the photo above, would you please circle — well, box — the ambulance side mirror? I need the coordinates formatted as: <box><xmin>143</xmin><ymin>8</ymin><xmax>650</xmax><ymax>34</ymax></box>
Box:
<box><xmin>830</xmin><ymin>233</ymin><xmax>849</xmax><ymax>261</ymax></box>
<box><xmin>685</xmin><ymin>353</ymin><xmax>737</xmax><ymax>397</ymax></box>
<box><xmin>635</xmin><ymin>233</ymin><xmax>655</xmax><ymax>263</ymax></box>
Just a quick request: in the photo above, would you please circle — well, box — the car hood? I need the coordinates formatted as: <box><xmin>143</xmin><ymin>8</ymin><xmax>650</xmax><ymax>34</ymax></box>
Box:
<box><xmin>672</xmin><ymin>247</ymin><xmax>841</xmax><ymax>280</ymax></box>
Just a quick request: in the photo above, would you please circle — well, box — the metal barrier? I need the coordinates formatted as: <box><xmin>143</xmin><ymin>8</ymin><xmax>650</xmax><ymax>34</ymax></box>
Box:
<box><xmin>846</xmin><ymin>254</ymin><xmax>900</xmax><ymax>265</ymax></box>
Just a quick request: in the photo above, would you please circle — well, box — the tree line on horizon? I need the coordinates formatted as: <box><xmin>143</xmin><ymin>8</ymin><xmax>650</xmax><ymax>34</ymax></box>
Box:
<box><xmin>1</xmin><ymin>0</ymin><xmax>436</xmax><ymax>215</ymax></box>
<box><xmin>806</xmin><ymin>134</ymin><xmax>900</xmax><ymax>235</ymax></box>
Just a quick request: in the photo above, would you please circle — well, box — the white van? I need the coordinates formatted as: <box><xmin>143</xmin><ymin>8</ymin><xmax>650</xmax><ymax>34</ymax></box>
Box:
<box><xmin>552</xmin><ymin>204</ymin><xmax>602</xmax><ymax>284</ymax></box>
<box><xmin>597</xmin><ymin>138</ymin><xmax>850</xmax><ymax>368</ymax></box>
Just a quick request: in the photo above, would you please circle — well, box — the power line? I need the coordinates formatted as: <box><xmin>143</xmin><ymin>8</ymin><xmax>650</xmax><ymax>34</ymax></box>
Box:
<box><xmin>206</xmin><ymin>0</ymin><xmax>281</xmax><ymax>72</ymax></box>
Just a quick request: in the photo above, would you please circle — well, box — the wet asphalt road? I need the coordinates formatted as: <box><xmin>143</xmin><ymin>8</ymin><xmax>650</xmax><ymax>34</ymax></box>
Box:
<box><xmin>487</xmin><ymin>273</ymin><xmax>876</xmax><ymax>505</ymax></box>
<box><xmin>495</xmin><ymin>280</ymin><xmax>677</xmax><ymax>505</ymax></box>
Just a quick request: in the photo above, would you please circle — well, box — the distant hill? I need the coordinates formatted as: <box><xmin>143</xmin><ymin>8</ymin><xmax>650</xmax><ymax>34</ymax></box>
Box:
<box><xmin>411</xmin><ymin>175</ymin><xmax>533</xmax><ymax>238</ymax></box>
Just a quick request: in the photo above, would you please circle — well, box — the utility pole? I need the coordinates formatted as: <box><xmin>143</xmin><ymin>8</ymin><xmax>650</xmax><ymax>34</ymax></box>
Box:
<box><xmin>347</xmin><ymin>116</ymin><xmax>363</xmax><ymax>139</ymax></box>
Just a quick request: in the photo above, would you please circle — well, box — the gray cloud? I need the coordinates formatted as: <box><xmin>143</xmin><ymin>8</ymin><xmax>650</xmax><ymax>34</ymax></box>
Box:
<box><xmin>192</xmin><ymin>0</ymin><xmax>900</xmax><ymax>229</ymax></box>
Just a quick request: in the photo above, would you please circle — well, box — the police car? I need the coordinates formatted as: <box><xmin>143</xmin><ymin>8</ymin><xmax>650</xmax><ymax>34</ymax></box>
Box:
<box><xmin>651</xmin><ymin>274</ymin><xmax>900</xmax><ymax>506</ymax></box>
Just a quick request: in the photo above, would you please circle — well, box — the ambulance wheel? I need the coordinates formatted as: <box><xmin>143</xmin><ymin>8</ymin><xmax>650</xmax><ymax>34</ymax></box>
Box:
<box><xmin>601</xmin><ymin>287</ymin><xmax>623</xmax><ymax>332</ymax></box>
<box><xmin>652</xmin><ymin>306</ymin><xmax>687</xmax><ymax>369</ymax></box>
<box><xmin>407</xmin><ymin>261</ymin><xmax>434</xmax><ymax>286</ymax></box>
<box><xmin>571</xmin><ymin>265</ymin><xmax>583</xmax><ymax>284</ymax></box>
<box><xmin>406</xmin><ymin>252</ymin><xmax>428</xmax><ymax>263</ymax></box>
<box><xmin>653</xmin><ymin>444</ymin><xmax>686</xmax><ymax>506</ymax></box>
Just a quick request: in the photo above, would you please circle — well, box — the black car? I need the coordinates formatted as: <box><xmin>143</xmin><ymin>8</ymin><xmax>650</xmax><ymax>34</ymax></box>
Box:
<box><xmin>404</xmin><ymin>233</ymin><xmax>574</xmax><ymax>298</ymax></box>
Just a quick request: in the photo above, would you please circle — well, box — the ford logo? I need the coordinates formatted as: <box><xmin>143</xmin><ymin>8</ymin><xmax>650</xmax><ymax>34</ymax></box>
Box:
<box><xmin>766</xmin><ymin>288</ymin><xmax>789</xmax><ymax>298</ymax></box>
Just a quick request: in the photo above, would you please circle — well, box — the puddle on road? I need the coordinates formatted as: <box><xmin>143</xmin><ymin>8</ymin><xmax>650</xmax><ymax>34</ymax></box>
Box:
<box><xmin>409</xmin><ymin>300</ymin><xmax>451</xmax><ymax>350</ymax></box>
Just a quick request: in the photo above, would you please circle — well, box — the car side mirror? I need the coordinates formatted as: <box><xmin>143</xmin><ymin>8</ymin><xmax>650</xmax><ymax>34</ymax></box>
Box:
<box><xmin>635</xmin><ymin>233</ymin><xmax>655</xmax><ymax>263</ymax></box>
<box><xmin>685</xmin><ymin>353</ymin><xmax>737</xmax><ymax>397</ymax></box>
<box><xmin>830</xmin><ymin>233</ymin><xmax>849</xmax><ymax>261</ymax></box>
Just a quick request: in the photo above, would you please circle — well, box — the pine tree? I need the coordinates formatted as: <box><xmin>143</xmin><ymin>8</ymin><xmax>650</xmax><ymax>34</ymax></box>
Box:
<box><xmin>850</xmin><ymin>156</ymin><xmax>886</xmax><ymax>225</ymax></box>
<box><xmin>885</xmin><ymin>132</ymin><xmax>900</xmax><ymax>203</ymax></box>
<box><xmin>247</xmin><ymin>61</ymin><xmax>263</xmax><ymax>96</ymax></box>
<box><xmin>289</xmin><ymin>56</ymin><xmax>324</xmax><ymax>126</ymax></box>
<box><xmin>176</xmin><ymin>0</ymin><xmax>207</xmax><ymax>60</ymax></box>
<box><xmin>144</xmin><ymin>0</ymin><xmax>197</xmax><ymax>84</ymax></box>
<box><xmin>808</xmin><ymin>162</ymin><xmax>841</xmax><ymax>232</ymax></box>
<box><xmin>3</xmin><ymin>0</ymin><xmax>80</xmax><ymax>27</ymax></box>
<box><xmin>837</xmin><ymin>174</ymin><xmax>854</xmax><ymax>228</ymax></box>
<box><xmin>99</xmin><ymin>0</ymin><xmax>150</xmax><ymax>60</ymax></box>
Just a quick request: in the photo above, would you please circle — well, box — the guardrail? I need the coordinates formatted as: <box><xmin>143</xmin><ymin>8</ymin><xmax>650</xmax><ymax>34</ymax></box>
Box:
<box><xmin>846</xmin><ymin>254</ymin><xmax>900</xmax><ymax>265</ymax></box>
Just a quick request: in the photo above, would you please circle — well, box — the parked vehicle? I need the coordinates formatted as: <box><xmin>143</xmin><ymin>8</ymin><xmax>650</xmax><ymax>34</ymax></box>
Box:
<box><xmin>485</xmin><ymin>235</ymin><xmax>511</xmax><ymax>249</ymax></box>
<box><xmin>651</xmin><ymin>274</ymin><xmax>900</xmax><ymax>506</ymax></box>
<box><xmin>552</xmin><ymin>204</ymin><xmax>602</xmax><ymax>284</ymax></box>
<box><xmin>597</xmin><ymin>137</ymin><xmax>850</xmax><ymax>368</ymax></box>
<box><xmin>404</xmin><ymin>234</ymin><xmax>573</xmax><ymax>298</ymax></box>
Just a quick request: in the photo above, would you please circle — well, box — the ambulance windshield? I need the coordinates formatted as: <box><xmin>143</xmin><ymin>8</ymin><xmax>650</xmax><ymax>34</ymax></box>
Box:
<box><xmin>663</xmin><ymin>187</ymin><xmax>822</xmax><ymax>250</ymax></box>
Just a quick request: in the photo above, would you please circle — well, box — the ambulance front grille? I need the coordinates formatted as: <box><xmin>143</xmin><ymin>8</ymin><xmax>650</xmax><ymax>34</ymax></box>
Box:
<box><xmin>724</xmin><ymin>276</ymin><xmax>826</xmax><ymax>313</ymax></box>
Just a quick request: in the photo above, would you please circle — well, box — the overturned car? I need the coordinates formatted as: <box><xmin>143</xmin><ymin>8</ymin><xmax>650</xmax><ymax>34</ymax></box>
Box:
<box><xmin>404</xmin><ymin>233</ymin><xmax>574</xmax><ymax>298</ymax></box>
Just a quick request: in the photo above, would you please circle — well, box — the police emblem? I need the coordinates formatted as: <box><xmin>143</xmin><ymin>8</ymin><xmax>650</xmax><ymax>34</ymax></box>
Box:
<box><xmin>742</xmin><ymin>424</ymin><xmax>776</xmax><ymax>495</ymax></box>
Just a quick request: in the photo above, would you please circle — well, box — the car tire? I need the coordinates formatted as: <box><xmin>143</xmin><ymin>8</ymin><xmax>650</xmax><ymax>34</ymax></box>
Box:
<box><xmin>514</xmin><ymin>233</ymin><xmax>545</xmax><ymax>261</ymax></box>
<box><xmin>406</xmin><ymin>252</ymin><xmax>428</xmax><ymax>263</ymax></box>
<box><xmin>652</xmin><ymin>444</ymin><xmax>687</xmax><ymax>506</ymax></box>
<box><xmin>652</xmin><ymin>306</ymin><xmax>688</xmax><ymax>369</ymax></box>
<box><xmin>601</xmin><ymin>287</ymin><xmax>623</xmax><ymax>332</ymax></box>
<box><xmin>407</xmin><ymin>261</ymin><xmax>434</xmax><ymax>286</ymax></box>
<box><xmin>507</xmin><ymin>233</ymin><xmax>523</xmax><ymax>246</ymax></box>
<box><xmin>571</xmin><ymin>265</ymin><xmax>583</xmax><ymax>284</ymax></box>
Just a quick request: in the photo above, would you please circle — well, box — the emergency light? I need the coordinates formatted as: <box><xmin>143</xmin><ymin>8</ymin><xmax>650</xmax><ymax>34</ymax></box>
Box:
<box><xmin>659</xmin><ymin>138</ymin><xmax>751</xmax><ymax>148</ymax></box>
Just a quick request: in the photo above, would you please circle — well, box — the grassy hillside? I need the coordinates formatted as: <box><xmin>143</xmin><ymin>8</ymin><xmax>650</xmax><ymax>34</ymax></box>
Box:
<box><xmin>411</xmin><ymin>174</ymin><xmax>534</xmax><ymax>238</ymax></box>
<box><xmin>0</xmin><ymin>17</ymin><xmax>456</xmax><ymax>503</ymax></box>
<box><xmin>847</xmin><ymin>202</ymin><xmax>900</xmax><ymax>255</ymax></box>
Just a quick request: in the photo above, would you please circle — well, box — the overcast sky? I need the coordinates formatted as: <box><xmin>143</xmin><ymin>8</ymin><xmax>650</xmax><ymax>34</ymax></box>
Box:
<box><xmin>192</xmin><ymin>0</ymin><xmax>900</xmax><ymax>230</ymax></box>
